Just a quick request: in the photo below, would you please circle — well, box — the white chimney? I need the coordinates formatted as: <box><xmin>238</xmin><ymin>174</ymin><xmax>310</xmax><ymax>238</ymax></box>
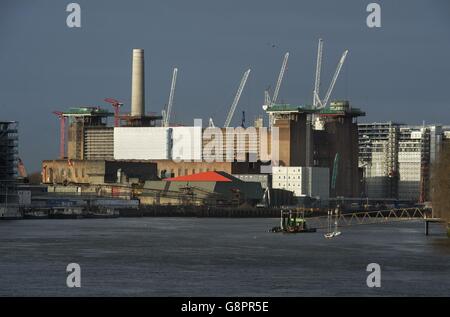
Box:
<box><xmin>131</xmin><ymin>48</ymin><xmax>145</xmax><ymax>117</ymax></box>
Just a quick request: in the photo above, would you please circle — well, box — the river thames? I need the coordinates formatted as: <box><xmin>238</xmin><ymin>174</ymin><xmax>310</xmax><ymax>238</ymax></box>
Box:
<box><xmin>0</xmin><ymin>218</ymin><xmax>449</xmax><ymax>296</ymax></box>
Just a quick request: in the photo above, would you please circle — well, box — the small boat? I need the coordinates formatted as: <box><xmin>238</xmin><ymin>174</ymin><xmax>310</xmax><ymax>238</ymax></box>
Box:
<box><xmin>324</xmin><ymin>210</ymin><xmax>341</xmax><ymax>239</ymax></box>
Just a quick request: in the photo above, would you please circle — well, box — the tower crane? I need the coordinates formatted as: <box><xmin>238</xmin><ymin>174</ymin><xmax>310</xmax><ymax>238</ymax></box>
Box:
<box><xmin>161</xmin><ymin>109</ymin><xmax>167</xmax><ymax>127</ymax></box>
<box><xmin>104</xmin><ymin>98</ymin><xmax>123</xmax><ymax>127</ymax></box>
<box><xmin>224</xmin><ymin>69</ymin><xmax>251</xmax><ymax>128</ymax></box>
<box><xmin>264</xmin><ymin>90</ymin><xmax>271</xmax><ymax>107</ymax></box>
<box><xmin>164</xmin><ymin>67</ymin><xmax>178</xmax><ymax>127</ymax></box>
<box><xmin>319</xmin><ymin>50</ymin><xmax>348</xmax><ymax>109</ymax></box>
<box><xmin>314</xmin><ymin>90</ymin><xmax>323</xmax><ymax>108</ymax></box>
<box><xmin>272</xmin><ymin>52</ymin><xmax>289</xmax><ymax>104</ymax></box>
<box><xmin>313</xmin><ymin>39</ymin><xmax>323</xmax><ymax>108</ymax></box>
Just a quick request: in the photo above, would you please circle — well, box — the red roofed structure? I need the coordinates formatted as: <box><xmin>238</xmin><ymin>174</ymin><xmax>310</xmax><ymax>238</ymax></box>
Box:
<box><xmin>165</xmin><ymin>171</ymin><xmax>232</xmax><ymax>182</ymax></box>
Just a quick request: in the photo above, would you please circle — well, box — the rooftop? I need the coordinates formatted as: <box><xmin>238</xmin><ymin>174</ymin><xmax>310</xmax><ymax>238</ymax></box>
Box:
<box><xmin>165</xmin><ymin>171</ymin><xmax>232</xmax><ymax>182</ymax></box>
<box><xmin>264</xmin><ymin>101</ymin><xmax>365</xmax><ymax>117</ymax></box>
<box><xmin>264</xmin><ymin>103</ymin><xmax>316</xmax><ymax>114</ymax></box>
<box><xmin>63</xmin><ymin>106</ymin><xmax>113</xmax><ymax>117</ymax></box>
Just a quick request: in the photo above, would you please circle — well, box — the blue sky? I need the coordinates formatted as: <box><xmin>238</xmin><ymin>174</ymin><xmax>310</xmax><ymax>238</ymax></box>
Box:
<box><xmin>1</xmin><ymin>0</ymin><xmax>449</xmax><ymax>171</ymax></box>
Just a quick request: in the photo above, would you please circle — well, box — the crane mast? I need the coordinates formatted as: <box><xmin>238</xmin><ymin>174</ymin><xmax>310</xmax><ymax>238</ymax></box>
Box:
<box><xmin>313</xmin><ymin>39</ymin><xmax>323</xmax><ymax>108</ymax></box>
<box><xmin>161</xmin><ymin>109</ymin><xmax>166</xmax><ymax>127</ymax></box>
<box><xmin>164</xmin><ymin>67</ymin><xmax>178</xmax><ymax>127</ymax></box>
<box><xmin>321</xmin><ymin>50</ymin><xmax>348</xmax><ymax>109</ymax></box>
<box><xmin>314</xmin><ymin>90</ymin><xmax>323</xmax><ymax>108</ymax></box>
<box><xmin>272</xmin><ymin>52</ymin><xmax>289</xmax><ymax>103</ymax></box>
<box><xmin>264</xmin><ymin>90</ymin><xmax>271</xmax><ymax>107</ymax></box>
<box><xmin>224</xmin><ymin>69</ymin><xmax>251</xmax><ymax>128</ymax></box>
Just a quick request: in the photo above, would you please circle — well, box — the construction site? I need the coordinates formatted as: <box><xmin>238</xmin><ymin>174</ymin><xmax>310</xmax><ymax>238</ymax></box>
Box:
<box><xmin>5</xmin><ymin>39</ymin><xmax>449</xmax><ymax>218</ymax></box>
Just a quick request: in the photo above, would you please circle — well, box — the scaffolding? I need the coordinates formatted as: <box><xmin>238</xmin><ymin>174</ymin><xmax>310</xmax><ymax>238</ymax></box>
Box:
<box><xmin>0</xmin><ymin>121</ymin><xmax>18</xmax><ymax>205</ymax></box>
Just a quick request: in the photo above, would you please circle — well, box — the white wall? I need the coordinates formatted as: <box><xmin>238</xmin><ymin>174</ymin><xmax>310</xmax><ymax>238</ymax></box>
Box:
<box><xmin>172</xmin><ymin>127</ymin><xmax>202</xmax><ymax>161</ymax></box>
<box><xmin>272</xmin><ymin>166</ymin><xmax>329</xmax><ymax>201</ymax></box>
<box><xmin>114</xmin><ymin>127</ymin><xmax>203</xmax><ymax>161</ymax></box>
<box><xmin>114</xmin><ymin>127</ymin><xmax>170</xmax><ymax>160</ymax></box>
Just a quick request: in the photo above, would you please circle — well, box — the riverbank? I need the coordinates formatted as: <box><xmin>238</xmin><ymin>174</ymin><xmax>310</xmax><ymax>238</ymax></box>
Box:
<box><xmin>13</xmin><ymin>205</ymin><xmax>325</xmax><ymax>219</ymax></box>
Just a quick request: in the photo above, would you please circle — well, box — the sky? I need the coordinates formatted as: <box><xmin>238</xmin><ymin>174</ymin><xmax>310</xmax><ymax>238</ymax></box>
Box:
<box><xmin>1</xmin><ymin>0</ymin><xmax>450</xmax><ymax>171</ymax></box>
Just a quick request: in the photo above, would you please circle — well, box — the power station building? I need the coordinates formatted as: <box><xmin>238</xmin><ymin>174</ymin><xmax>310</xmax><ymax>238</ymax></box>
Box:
<box><xmin>66</xmin><ymin>107</ymin><xmax>114</xmax><ymax>160</ymax></box>
<box><xmin>43</xmin><ymin>47</ymin><xmax>369</xmax><ymax>208</ymax></box>
<box><xmin>266</xmin><ymin>100</ymin><xmax>365</xmax><ymax>199</ymax></box>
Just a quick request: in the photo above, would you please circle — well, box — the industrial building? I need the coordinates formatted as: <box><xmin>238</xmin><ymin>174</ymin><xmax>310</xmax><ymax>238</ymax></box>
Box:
<box><xmin>141</xmin><ymin>171</ymin><xmax>264</xmax><ymax>206</ymax></box>
<box><xmin>42</xmin><ymin>159</ymin><xmax>157</xmax><ymax>185</ymax></box>
<box><xmin>272</xmin><ymin>166</ymin><xmax>329</xmax><ymax>202</ymax></box>
<box><xmin>232</xmin><ymin>174</ymin><xmax>270</xmax><ymax>189</ymax></box>
<box><xmin>265</xmin><ymin>100</ymin><xmax>364</xmax><ymax>199</ymax></box>
<box><xmin>44</xmin><ymin>48</ymin><xmax>274</xmax><ymax>208</ymax></box>
<box><xmin>43</xmin><ymin>41</ymin><xmax>369</xmax><ymax>209</ymax></box>
<box><xmin>66</xmin><ymin>106</ymin><xmax>114</xmax><ymax>160</ymax></box>
<box><xmin>312</xmin><ymin>101</ymin><xmax>364</xmax><ymax>198</ymax></box>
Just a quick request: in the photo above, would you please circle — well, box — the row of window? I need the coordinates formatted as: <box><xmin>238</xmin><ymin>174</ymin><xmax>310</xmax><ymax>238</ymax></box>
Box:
<box><xmin>158</xmin><ymin>168</ymin><xmax>215</xmax><ymax>177</ymax></box>
<box><xmin>275</xmin><ymin>181</ymin><xmax>303</xmax><ymax>187</ymax></box>
<box><xmin>49</xmin><ymin>168</ymin><xmax>86</xmax><ymax>178</ymax></box>
<box><xmin>274</xmin><ymin>175</ymin><xmax>302</xmax><ymax>180</ymax></box>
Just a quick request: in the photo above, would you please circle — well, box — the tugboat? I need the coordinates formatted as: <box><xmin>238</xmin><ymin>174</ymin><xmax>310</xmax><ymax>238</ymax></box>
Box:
<box><xmin>270</xmin><ymin>209</ymin><xmax>317</xmax><ymax>233</ymax></box>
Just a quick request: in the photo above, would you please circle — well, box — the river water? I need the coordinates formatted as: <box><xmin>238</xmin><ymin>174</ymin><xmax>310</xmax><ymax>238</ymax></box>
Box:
<box><xmin>0</xmin><ymin>217</ymin><xmax>449</xmax><ymax>296</ymax></box>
